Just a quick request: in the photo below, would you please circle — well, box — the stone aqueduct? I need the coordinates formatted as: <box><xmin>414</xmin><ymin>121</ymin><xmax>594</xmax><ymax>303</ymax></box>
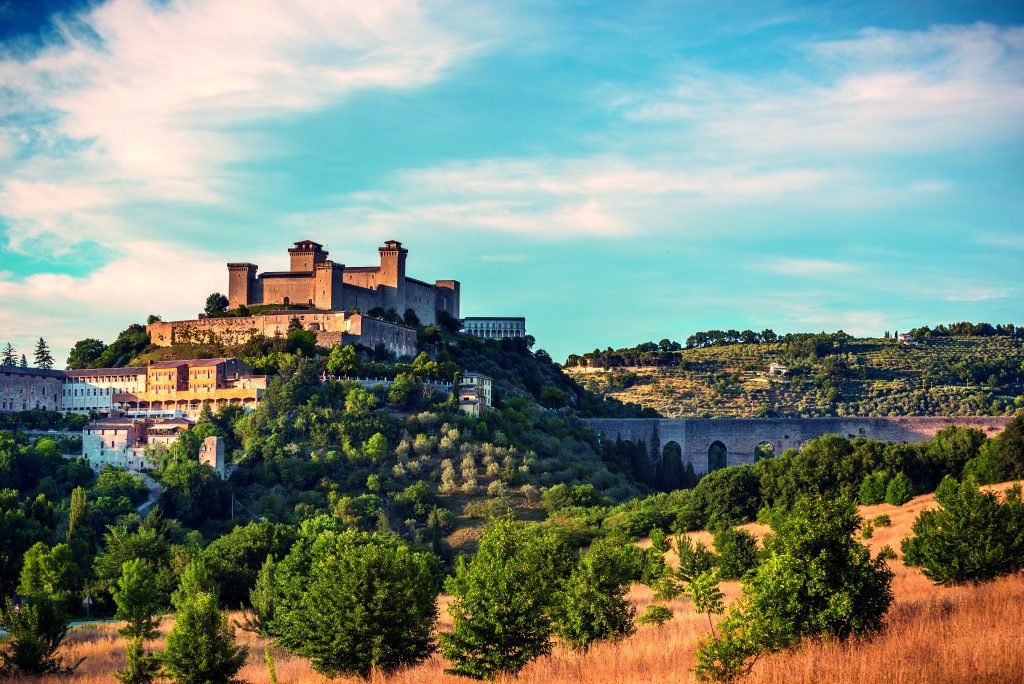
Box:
<box><xmin>585</xmin><ymin>416</ymin><xmax>1014</xmax><ymax>475</ymax></box>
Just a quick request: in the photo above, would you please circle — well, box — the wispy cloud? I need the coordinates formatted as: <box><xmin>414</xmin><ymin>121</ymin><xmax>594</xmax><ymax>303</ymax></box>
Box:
<box><xmin>621</xmin><ymin>23</ymin><xmax>1024</xmax><ymax>158</ymax></box>
<box><xmin>0</xmin><ymin>0</ymin><xmax>491</xmax><ymax>252</ymax></box>
<box><xmin>290</xmin><ymin>157</ymin><xmax>834</xmax><ymax>240</ymax></box>
<box><xmin>755</xmin><ymin>258</ymin><xmax>859</xmax><ymax>277</ymax></box>
<box><xmin>480</xmin><ymin>254</ymin><xmax>530</xmax><ymax>263</ymax></box>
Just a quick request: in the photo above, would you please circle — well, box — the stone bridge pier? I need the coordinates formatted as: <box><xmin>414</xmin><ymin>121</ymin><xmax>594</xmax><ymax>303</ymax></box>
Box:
<box><xmin>586</xmin><ymin>416</ymin><xmax>1012</xmax><ymax>477</ymax></box>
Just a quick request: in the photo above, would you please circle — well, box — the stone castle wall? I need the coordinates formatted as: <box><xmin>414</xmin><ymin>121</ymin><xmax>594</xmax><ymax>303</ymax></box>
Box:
<box><xmin>0</xmin><ymin>368</ymin><xmax>63</xmax><ymax>412</ymax></box>
<box><xmin>587</xmin><ymin>416</ymin><xmax>1014</xmax><ymax>476</ymax></box>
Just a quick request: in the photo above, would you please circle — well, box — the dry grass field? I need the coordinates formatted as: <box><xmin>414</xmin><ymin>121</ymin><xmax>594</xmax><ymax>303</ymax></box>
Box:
<box><xmin>16</xmin><ymin>483</ymin><xmax>1024</xmax><ymax>684</ymax></box>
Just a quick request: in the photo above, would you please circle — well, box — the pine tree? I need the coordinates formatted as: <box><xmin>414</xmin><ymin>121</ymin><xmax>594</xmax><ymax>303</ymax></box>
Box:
<box><xmin>19</xmin><ymin>353</ymin><xmax>28</xmax><ymax>368</ymax></box>
<box><xmin>236</xmin><ymin>555</ymin><xmax>275</xmax><ymax>636</ymax></box>
<box><xmin>171</xmin><ymin>559</ymin><xmax>218</xmax><ymax>613</ymax></box>
<box><xmin>112</xmin><ymin>559</ymin><xmax>162</xmax><ymax>640</ymax></box>
<box><xmin>34</xmin><ymin>338</ymin><xmax>54</xmax><ymax>370</ymax></box>
<box><xmin>1</xmin><ymin>343</ymin><xmax>16</xmax><ymax>367</ymax></box>
<box><xmin>162</xmin><ymin>590</ymin><xmax>246</xmax><ymax>684</ymax></box>
<box><xmin>0</xmin><ymin>595</ymin><xmax>73</xmax><ymax>676</ymax></box>
<box><xmin>114</xmin><ymin>637</ymin><xmax>160</xmax><ymax>684</ymax></box>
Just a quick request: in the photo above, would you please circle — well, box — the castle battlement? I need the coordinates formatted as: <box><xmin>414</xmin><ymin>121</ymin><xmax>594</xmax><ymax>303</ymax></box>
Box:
<box><xmin>227</xmin><ymin>239</ymin><xmax>459</xmax><ymax>325</ymax></box>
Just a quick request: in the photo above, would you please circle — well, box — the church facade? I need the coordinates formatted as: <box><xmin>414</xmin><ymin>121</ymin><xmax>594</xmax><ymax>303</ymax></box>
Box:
<box><xmin>228</xmin><ymin>240</ymin><xmax>460</xmax><ymax>325</ymax></box>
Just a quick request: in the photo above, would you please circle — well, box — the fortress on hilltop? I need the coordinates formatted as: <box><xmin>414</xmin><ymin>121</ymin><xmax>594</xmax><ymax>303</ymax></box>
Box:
<box><xmin>147</xmin><ymin>240</ymin><xmax>461</xmax><ymax>356</ymax></box>
<box><xmin>228</xmin><ymin>239</ymin><xmax>459</xmax><ymax>325</ymax></box>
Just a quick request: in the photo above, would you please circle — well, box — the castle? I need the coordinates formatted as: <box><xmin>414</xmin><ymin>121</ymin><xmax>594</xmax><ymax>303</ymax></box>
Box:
<box><xmin>227</xmin><ymin>240</ymin><xmax>460</xmax><ymax>325</ymax></box>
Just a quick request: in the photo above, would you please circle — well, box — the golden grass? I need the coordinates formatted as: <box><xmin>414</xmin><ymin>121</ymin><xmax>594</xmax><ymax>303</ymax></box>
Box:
<box><xmin>15</xmin><ymin>483</ymin><xmax>1024</xmax><ymax>683</ymax></box>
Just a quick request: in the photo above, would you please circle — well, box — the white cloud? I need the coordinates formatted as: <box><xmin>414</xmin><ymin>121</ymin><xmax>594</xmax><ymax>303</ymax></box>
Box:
<box><xmin>290</xmin><ymin>157</ymin><xmax>834</xmax><ymax>240</ymax></box>
<box><xmin>0</xmin><ymin>0</ymin><xmax>489</xmax><ymax>251</ymax></box>
<box><xmin>943</xmin><ymin>286</ymin><xmax>1011</xmax><ymax>302</ymax></box>
<box><xmin>622</xmin><ymin>23</ymin><xmax>1024</xmax><ymax>159</ymax></box>
<box><xmin>0</xmin><ymin>241</ymin><xmax>226</xmax><ymax>365</ymax></box>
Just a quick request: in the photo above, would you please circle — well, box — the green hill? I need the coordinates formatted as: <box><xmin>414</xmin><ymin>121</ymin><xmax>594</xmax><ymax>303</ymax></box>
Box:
<box><xmin>564</xmin><ymin>327</ymin><xmax>1024</xmax><ymax>418</ymax></box>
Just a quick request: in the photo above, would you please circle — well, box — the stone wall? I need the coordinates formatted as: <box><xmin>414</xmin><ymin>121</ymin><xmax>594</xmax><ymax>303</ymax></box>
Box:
<box><xmin>587</xmin><ymin>416</ymin><xmax>1015</xmax><ymax>476</ymax></box>
<box><xmin>0</xmin><ymin>368</ymin><xmax>63</xmax><ymax>412</ymax></box>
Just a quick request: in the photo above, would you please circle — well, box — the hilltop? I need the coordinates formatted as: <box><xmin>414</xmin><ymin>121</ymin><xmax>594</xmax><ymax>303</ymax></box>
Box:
<box><xmin>564</xmin><ymin>325</ymin><xmax>1024</xmax><ymax>419</ymax></box>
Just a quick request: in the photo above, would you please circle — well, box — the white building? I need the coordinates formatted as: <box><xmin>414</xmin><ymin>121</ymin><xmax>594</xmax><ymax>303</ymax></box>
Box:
<box><xmin>461</xmin><ymin>317</ymin><xmax>526</xmax><ymax>340</ymax></box>
<box><xmin>62</xmin><ymin>368</ymin><xmax>147</xmax><ymax>414</ymax></box>
<box><xmin>458</xmin><ymin>371</ymin><xmax>493</xmax><ymax>417</ymax></box>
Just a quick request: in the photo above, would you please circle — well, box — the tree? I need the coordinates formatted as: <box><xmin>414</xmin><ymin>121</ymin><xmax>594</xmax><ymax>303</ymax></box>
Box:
<box><xmin>115</xmin><ymin>637</ymin><xmax>160</xmax><ymax>684</ymax></box>
<box><xmin>0</xmin><ymin>595</ymin><xmax>74</xmax><ymax>676</ymax></box>
<box><xmin>713</xmin><ymin>527</ymin><xmax>761</xmax><ymax>580</ymax></box>
<box><xmin>66</xmin><ymin>338</ymin><xmax>106</xmax><ymax>369</ymax></box>
<box><xmin>171</xmin><ymin>559</ymin><xmax>218</xmax><ymax>613</ymax></box>
<box><xmin>19</xmin><ymin>353</ymin><xmax>28</xmax><ymax>368</ymax></box>
<box><xmin>18</xmin><ymin>542</ymin><xmax>78</xmax><ymax>598</ymax></box>
<box><xmin>237</xmin><ymin>555</ymin><xmax>276</xmax><ymax>636</ymax></box>
<box><xmin>66</xmin><ymin>486</ymin><xmax>88</xmax><ymax>542</ymax></box>
<box><xmin>552</xmin><ymin>545</ymin><xmax>635</xmax><ymax>651</ymax></box>
<box><xmin>694</xmin><ymin>497</ymin><xmax>893</xmax><ymax>682</ymax></box>
<box><xmin>326</xmin><ymin>344</ymin><xmax>360</xmax><ymax>376</ymax></box>
<box><xmin>885</xmin><ymin>472</ymin><xmax>914</xmax><ymax>506</ymax></box>
<box><xmin>270</xmin><ymin>528</ymin><xmax>440</xmax><ymax>679</ymax></box>
<box><xmin>146</xmin><ymin>314</ymin><xmax>162</xmax><ymax>325</ymax></box>
<box><xmin>440</xmin><ymin>517</ymin><xmax>574</xmax><ymax>680</ymax></box>
<box><xmin>963</xmin><ymin>414</ymin><xmax>1024</xmax><ymax>484</ymax></box>
<box><xmin>901</xmin><ymin>478</ymin><xmax>1024</xmax><ymax>585</ymax></box>
<box><xmin>403</xmin><ymin>308</ymin><xmax>421</xmax><ymax>327</ymax></box>
<box><xmin>858</xmin><ymin>472</ymin><xmax>889</xmax><ymax>505</ymax></box>
<box><xmin>204</xmin><ymin>292</ymin><xmax>229</xmax><ymax>316</ymax></box>
<box><xmin>33</xmin><ymin>338</ymin><xmax>53</xmax><ymax>370</ymax></box>
<box><xmin>1</xmin><ymin>342</ymin><xmax>16</xmax><ymax>367</ymax></box>
<box><xmin>112</xmin><ymin>559</ymin><xmax>162</xmax><ymax>640</ymax></box>
<box><xmin>162</xmin><ymin>589</ymin><xmax>247</xmax><ymax>684</ymax></box>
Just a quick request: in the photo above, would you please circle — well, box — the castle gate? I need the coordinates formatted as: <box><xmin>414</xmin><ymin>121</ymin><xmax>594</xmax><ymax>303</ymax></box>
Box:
<box><xmin>586</xmin><ymin>416</ymin><xmax>1013</xmax><ymax>476</ymax></box>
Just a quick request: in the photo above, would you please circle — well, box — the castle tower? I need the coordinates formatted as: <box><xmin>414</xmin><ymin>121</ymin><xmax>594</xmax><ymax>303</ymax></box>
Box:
<box><xmin>227</xmin><ymin>263</ymin><xmax>257</xmax><ymax>308</ymax></box>
<box><xmin>314</xmin><ymin>261</ymin><xmax>345</xmax><ymax>310</ymax></box>
<box><xmin>289</xmin><ymin>240</ymin><xmax>328</xmax><ymax>272</ymax></box>
<box><xmin>378</xmin><ymin>240</ymin><xmax>408</xmax><ymax>312</ymax></box>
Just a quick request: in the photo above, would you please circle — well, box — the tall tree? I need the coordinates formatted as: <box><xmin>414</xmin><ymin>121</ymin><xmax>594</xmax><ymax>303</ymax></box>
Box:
<box><xmin>33</xmin><ymin>338</ymin><xmax>54</xmax><ymax>370</ymax></box>
<box><xmin>19</xmin><ymin>354</ymin><xmax>28</xmax><ymax>368</ymax></box>
<box><xmin>112</xmin><ymin>559</ymin><xmax>162</xmax><ymax>640</ymax></box>
<box><xmin>1</xmin><ymin>342</ymin><xmax>16</xmax><ymax>367</ymax></box>
<box><xmin>0</xmin><ymin>596</ymin><xmax>74</xmax><ymax>676</ymax></box>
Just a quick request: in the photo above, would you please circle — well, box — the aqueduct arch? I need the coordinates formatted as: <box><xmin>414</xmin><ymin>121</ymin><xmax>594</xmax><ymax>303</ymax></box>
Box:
<box><xmin>587</xmin><ymin>416</ymin><xmax>1013</xmax><ymax>481</ymax></box>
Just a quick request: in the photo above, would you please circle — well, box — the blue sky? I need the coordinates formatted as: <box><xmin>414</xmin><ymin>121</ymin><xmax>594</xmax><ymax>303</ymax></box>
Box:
<box><xmin>0</xmin><ymin>0</ymin><xmax>1022</xmax><ymax>365</ymax></box>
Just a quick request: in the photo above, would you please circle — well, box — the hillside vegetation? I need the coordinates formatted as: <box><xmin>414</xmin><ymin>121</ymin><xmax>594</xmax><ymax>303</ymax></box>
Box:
<box><xmin>565</xmin><ymin>327</ymin><xmax>1024</xmax><ymax>418</ymax></box>
<box><xmin>19</xmin><ymin>482</ymin><xmax>1024</xmax><ymax>684</ymax></box>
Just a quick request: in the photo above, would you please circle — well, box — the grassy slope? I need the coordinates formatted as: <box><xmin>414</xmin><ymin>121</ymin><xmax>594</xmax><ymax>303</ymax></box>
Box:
<box><xmin>30</xmin><ymin>482</ymin><xmax>1024</xmax><ymax>684</ymax></box>
<box><xmin>565</xmin><ymin>335</ymin><xmax>1024</xmax><ymax>418</ymax></box>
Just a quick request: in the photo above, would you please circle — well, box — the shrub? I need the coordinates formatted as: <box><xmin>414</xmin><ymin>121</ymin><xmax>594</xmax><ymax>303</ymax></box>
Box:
<box><xmin>713</xmin><ymin>527</ymin><xmax>760</xmax><ymax>580</ymax></box>
<box><xmin>115</xmin><ymin>637</ymin><xmax>160</xmax><ymax>684</ymax></box>
<box><xmin>901</xmin><ymin>478</ymin><xmax>1024</xmax><ymax>585</ymax></box>
<box><xmin>872</xmin><ymin>514</ymin><xmax>891</xmax><ymax>527</ymax></box>
<box><xmin>858</xmin><ymin>472</ymin><xmax>889</xmax><ymax>505</ymax></box>
<box><xmin>885</xmin><ymin>472</ymin><xmax>914</xmax><ymax>506</ymax></box>
<box><xmin>271</xmin><ymin>528</ymin><xmax>440</xmax><ymax>678</ymax></box>
<box><xmin>637</xmin><ymin>604</ymin><xmax>673</xmax><ymax>627</ymax></box>
<box><xmin>694</xmin><ymin>497</ymin><xmax>894</xmax><ymax>682</ymax></box>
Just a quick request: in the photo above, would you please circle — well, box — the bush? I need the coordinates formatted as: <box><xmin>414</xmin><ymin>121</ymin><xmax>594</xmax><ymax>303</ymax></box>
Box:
<box><xmin>271</xmin><ymin>527</ymin><xmax>441</xmax><ymax>678</ymax></box>
<box><xmin>858</xmin><ymin>472</ymin><xmax>889</xmax><ymax>505</ymax></box>
<box><xmin>694</xmin><ymin>497</ymin><xmax>894</xmax><ymax>682</ymax></box>
<box><xmin>637</xmin><ymin>604</ymin><xmax>673</xmax><ymax>627</ymax></box>
<box><xmin>901</xmin><ymin>478</ymin><xmax>1024</xmax><ymax>585</ymax></box>
<box><xmin>552</xmin><ymin>555</ymin><xmax>635</xmax><ymax>651</ymax></box>
<box><xmin>885</xmin><ymin>472</ymin><xmax>914</xmax><ymax>506</ymax></box>
<box><xmin>713</xmin><ymin>527</ymin><xmax>760</xmax><ymax>580</ymax></box>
